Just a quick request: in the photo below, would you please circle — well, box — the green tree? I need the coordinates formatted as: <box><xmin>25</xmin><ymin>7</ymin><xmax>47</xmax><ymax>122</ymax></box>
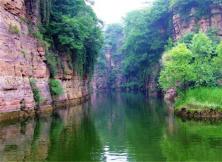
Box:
<box><xmin>121</xmin><ymin>0</ymin><xmax>171</xmax><ymax>89</ymax></box>
<box><xmin>42</xmin><ymin>0</ymin><xmax>103</xmax><ymax>77</ymax></box>
<box><xmin>159</xmin><ymin>32</ymin><xmax>221</xmax><ymax>91</ymax></box>
<box><xmin>159</xmin><ymin>44</ymin><xmax>194</xmax><ymax>90</ymax></box>
<box><xmin>213</xmin><ymin>42</ymin><xmax>222</xmax><ymax>80</ymax></box>
<box><xmin>191</xmin><ymin>33</ymin><xmax>216</xmax><ymax>86</ymax></box>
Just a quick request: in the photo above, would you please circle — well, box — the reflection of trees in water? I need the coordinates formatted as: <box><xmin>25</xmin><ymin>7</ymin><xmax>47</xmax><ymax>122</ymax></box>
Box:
<box><xmin>161</xmin><ymin>119</ymin><xmax>222</xmax><ymax>161</ymax></box>
<box><xmin>123</xmin><ymin>96</ymin><xmax>167</xmax><ymax>161</ymax></box>
<box><xmin>46</xmin><ymin>105</ymin><xmax>103</xmax><ymax>161</ymax></box>
<box><xmin>27</xmin><ymin>117</ymin><xmax>52</xmax><ymax>161</ymax></box>
<box><xmin>91</xmin><ymin>92</ymin><xmax>127</xmax><ymax>147</ymax></box>
<box><xmin>91</xmin><ymin>92</ymin><xmax>167</xmax><ymax>161</ymax></box>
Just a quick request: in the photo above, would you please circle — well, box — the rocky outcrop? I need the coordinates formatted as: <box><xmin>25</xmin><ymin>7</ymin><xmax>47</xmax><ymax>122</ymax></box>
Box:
<box><xmin>173</xmin><ymin>5</ymin><xmax>222</xmax><ymax>40</ymax></box>
<box><xmin>146</xmin><ymin>63</ymin><xmax>161</xmax><ymax>96</ymax></box>
<box><xmin>176</xmin><ymin>108</ymin><xmax>222</xmax><ymax>121</ymax></box>
<box><xmin>164</xmin><ymin>88</ymin><xmax>177</xmax><ymax>103</ymax></box>
<box><xmin>0</xmin><ymin>0</ymin><xmax>88</xmax><ymax>120</ymax></box>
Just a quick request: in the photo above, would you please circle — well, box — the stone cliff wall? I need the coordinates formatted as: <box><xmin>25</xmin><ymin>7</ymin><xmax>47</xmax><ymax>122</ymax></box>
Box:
<box><xmin>146</xmin><ymin>63</ymin><xmax>161</xmax><ymax>97</ymax></box>
<box><xmin>173</xmin><ymin>5</ymin><xmax>222</xmax><ymax>40</ymax></box>
<box><xmin>0</xmin><ymin>0</ymin><xmax>88</xmax><ymax>118</ymax></box>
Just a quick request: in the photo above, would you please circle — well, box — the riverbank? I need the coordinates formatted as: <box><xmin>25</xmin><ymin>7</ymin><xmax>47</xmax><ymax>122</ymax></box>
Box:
<box><xmin>175</xmin><ymin>87</ymin><xmax>222</xmax><ymax>120</ymax></box>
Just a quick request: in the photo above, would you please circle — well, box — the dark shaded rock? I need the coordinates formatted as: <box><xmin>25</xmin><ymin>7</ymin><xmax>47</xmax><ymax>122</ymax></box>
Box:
<box><xmin>176</xmin><ymin>108</ymin><xmax>222</xmax><ymax>121</ymax></box>
<box><xmin>164</xmin><ymin>88</ymin><xmax>177</xmax><ymax>102</ymax></box>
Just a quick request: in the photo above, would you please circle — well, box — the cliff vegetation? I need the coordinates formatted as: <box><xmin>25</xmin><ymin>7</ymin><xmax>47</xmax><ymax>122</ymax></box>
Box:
<box><xmin>38</xmin><ymin>0</ymin><xmax>103</xmax><ymax>77</ymax></box>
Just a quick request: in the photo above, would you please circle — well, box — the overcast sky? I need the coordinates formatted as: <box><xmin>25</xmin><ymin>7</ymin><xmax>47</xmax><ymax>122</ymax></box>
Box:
<box><xmin>93</xmin><ymin>0</ymin><xmax>153</xmax><ymax>24</ymax></box>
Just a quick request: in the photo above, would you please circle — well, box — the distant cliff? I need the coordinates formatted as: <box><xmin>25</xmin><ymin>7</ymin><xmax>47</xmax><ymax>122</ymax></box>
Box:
<box><xmin>92</xmin><ymin>24</ymin><xmax>125</xmax><ymax>91</ymax></box>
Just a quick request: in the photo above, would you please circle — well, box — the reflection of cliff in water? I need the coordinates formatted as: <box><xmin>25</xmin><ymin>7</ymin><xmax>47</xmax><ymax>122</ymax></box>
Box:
<box><xmin>0</xmin><ymin>104</ymin><xmax>102</xmax><ymax>162</ymax></box>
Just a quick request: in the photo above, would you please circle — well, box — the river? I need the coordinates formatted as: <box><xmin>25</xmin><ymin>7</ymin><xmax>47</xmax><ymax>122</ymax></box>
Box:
<box><xmin>0</xmin><ymin>92</ymin><xmax>222</xmax><ymax>161</ymax></box>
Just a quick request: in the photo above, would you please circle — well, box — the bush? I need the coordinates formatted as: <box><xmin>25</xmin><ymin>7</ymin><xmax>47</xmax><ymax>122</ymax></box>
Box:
<box><xmin>8</xmin><ymin>24</ymin><xmax>20</xmax><ymax>34</ymax></box>
<box><xmin>159</xmin><ymin>44</ymin><xmax>195</xmax><ymax>90</ymax></box>
<box><xmin>30</xmin><ymin>79</ymin><xmax>42</xmax><ymax>105</ymax></box>
<box><xmin>49</xmin><ymin>79</ymin><xmax>63</xmax><ymax>96</ymax></box>
<box><xmin>159</xmin><ymin>32</ymin><xmax>222</xmax><ymax>91</ymax></box>
<box><xmin>32</xmin><ymin>30</ymin><xmax>43</xmax><ymax>40</ymax></box>
<box><xmin>46</xmin><ymin>52</ymin><xmax>58</xmax><ymax>78</ymax></box>
<box><xmin>32</xmin><ymin>29</ymin><xmax>50</xmax><ymax>49</ymax></box>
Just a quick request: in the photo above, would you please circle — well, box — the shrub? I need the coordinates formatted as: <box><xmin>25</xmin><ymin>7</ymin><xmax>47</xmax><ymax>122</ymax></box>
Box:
<box><xmin>159</xmin><ymin>32</ymin><xmax>222</xmax><ymax>91</ymax></box>
<box><xmin>191</xmin><ymin>33</ymin><xmax>216</xmax><ymax>86</ymax></box>
<box><xmin>49</xmin><ymin>79</ymin><xmax>63</xmax><ymax>96</ymax></box>
<box><xmin>8</xmin><ymin>24</ymin><xmax>20</xmax><ymax>34</ymax></box>
<box><xmin>46</xmin><ymin>52</ymin><xmax>58</xmax><ymax>78</ymax></box>
<box><xmin>32</xmin><ymin>30</ymin><xmax>43</xmax><ymax>40</ymax></box>
<box><xmin>159</xmin><ymin>44</ymin><xmax>194</xmax><ymax>90</ymax></box>
<box><xmin>30</xmin><ymin>78</ymin><xmax>42</xmax><ymax>105</ymax></box>
<box><xmin>32</xmin><ymin>29</ymin><xmax>50</xmax><ymax>49</ymax></box>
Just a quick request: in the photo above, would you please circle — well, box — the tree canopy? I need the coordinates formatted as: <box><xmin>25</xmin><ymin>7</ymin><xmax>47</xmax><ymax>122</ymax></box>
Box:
<box><xmin>40</xmin><ymin>0</ymin><xmax>103</xmax><ymax>77</ymax></box>
<box><xmin>120</xmin><ymin>0</ymin><xmax>171</xmax><ymax>89</ymax></box>
<box><xmin>159</xmin><ymin>32</ymin><xmax>222</xmax><ymax>90</ymax></box>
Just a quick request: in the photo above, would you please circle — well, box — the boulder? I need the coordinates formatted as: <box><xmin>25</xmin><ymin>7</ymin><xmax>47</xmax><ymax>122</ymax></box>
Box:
<box><xmin>164</xmin><ymin>88</ymin><xmax>177</xmax><ymax>102</ymax></box>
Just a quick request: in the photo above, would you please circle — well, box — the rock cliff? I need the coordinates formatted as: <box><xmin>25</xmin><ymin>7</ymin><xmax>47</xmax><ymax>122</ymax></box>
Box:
<box><xmin>173</xmin><ymin>5</ymin><xmax>222</xmax><ymax>40</ymax></box>
<box><xmin>92</xmin><ymin>48</ymin><xmax>125</xmax><ymax>91</ymax></box>
<box><xmin>0</xmin><ymin>0</ymin><xmax>88</xmax><ymax>120</ymax></box>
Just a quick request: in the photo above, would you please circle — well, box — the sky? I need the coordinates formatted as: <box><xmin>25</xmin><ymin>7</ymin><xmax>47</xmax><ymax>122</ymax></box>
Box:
<box><xmin>92</xmin><ymin>0</ymin><xmax>153</xmax><ymax>24</ymax></box>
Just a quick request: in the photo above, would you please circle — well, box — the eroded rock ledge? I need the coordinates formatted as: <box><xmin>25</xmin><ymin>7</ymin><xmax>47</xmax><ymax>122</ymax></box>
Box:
<box><xmin>175</xmin><ymin>108</ymin><xmax>222</xmax><ymax>121</ymax></box>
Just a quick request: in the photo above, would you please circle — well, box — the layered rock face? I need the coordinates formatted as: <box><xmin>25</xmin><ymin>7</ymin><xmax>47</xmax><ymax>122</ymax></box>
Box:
<box><xmin>173</xmin><ymin>5</ymin><xmax>222</xmax><ymax>40</ymax></box>
<box><xmin>55</xmin><ymin>55</ymin><xmax>89</xmax><ymax>104</ymax></box>
<box><xmin>0</xmin><ymin>0</ymin><xmax>88</xmax><ymax>116</ymax></box>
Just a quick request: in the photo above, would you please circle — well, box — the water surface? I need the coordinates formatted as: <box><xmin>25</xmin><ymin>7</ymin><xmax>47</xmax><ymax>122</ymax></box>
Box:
<box><xmin>1</xmin><ymin>92</ymin><xmax>222</xmax><ymax>161</ymax></box>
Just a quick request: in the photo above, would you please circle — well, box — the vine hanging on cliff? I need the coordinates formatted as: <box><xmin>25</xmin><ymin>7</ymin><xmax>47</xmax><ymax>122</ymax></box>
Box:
<box><xmin>40</xmin><ymin>0</ymin><xmax>52</xmax><ymax>24</ymax></box>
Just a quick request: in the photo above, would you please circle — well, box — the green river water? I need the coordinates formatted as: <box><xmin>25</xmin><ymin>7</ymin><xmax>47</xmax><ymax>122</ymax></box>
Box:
<box><xmin>1</xmin><ymin>92</ymin><xmax>222</xmax><ymax>161</ymax></box>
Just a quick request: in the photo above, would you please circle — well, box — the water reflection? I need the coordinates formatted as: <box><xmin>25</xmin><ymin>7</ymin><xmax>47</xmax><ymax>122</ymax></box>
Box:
<box><xmin>0</xmin><ymin>104</ymin><xmax>103</xmax><ymax>162</ymax></box>
<box><xmin>1</xmin><ymin>92</ymin><xmax>222</xmax><ymax>161</ymax></box>
<box><xmin>90</xmin><ymin>93</ymin><xmax>167</xmax><ymax>161</ymax></box>
<box><xmin>162</xmin><ymin>119</ymin><xmax>222</xmax><ymax>161</ymax></box>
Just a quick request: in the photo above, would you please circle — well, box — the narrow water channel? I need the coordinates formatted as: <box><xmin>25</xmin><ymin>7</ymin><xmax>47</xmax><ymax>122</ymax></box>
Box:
<box><xmin>1</xmin><ymin>92</ymin><xmax>222</xmax><ymax>161</ymax></box>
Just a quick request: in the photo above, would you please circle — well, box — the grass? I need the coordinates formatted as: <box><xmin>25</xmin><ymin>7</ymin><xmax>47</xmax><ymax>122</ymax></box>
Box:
<box><xmin>30</xmin><ymin>78</ymin><xmax>42</xmax><ymax>105</ymax></box>
<box><xmin>175</xmin><ymin>87</ymin><xmax>222</xmax><ymax>111</ymax></box>
<box><xmin>8</xmin><ymin>24</ymin><xmax>20</xmax><ymax>35</ymax></box>
<box><xmin>46</xmin><ymin>52</ymin><xmax>58</xmax><ymax>78</ymax></box>
<box><xmin>32</xmin><ymin>29</ymin><xmax>50</xmax><ymax>50</ymax></box>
